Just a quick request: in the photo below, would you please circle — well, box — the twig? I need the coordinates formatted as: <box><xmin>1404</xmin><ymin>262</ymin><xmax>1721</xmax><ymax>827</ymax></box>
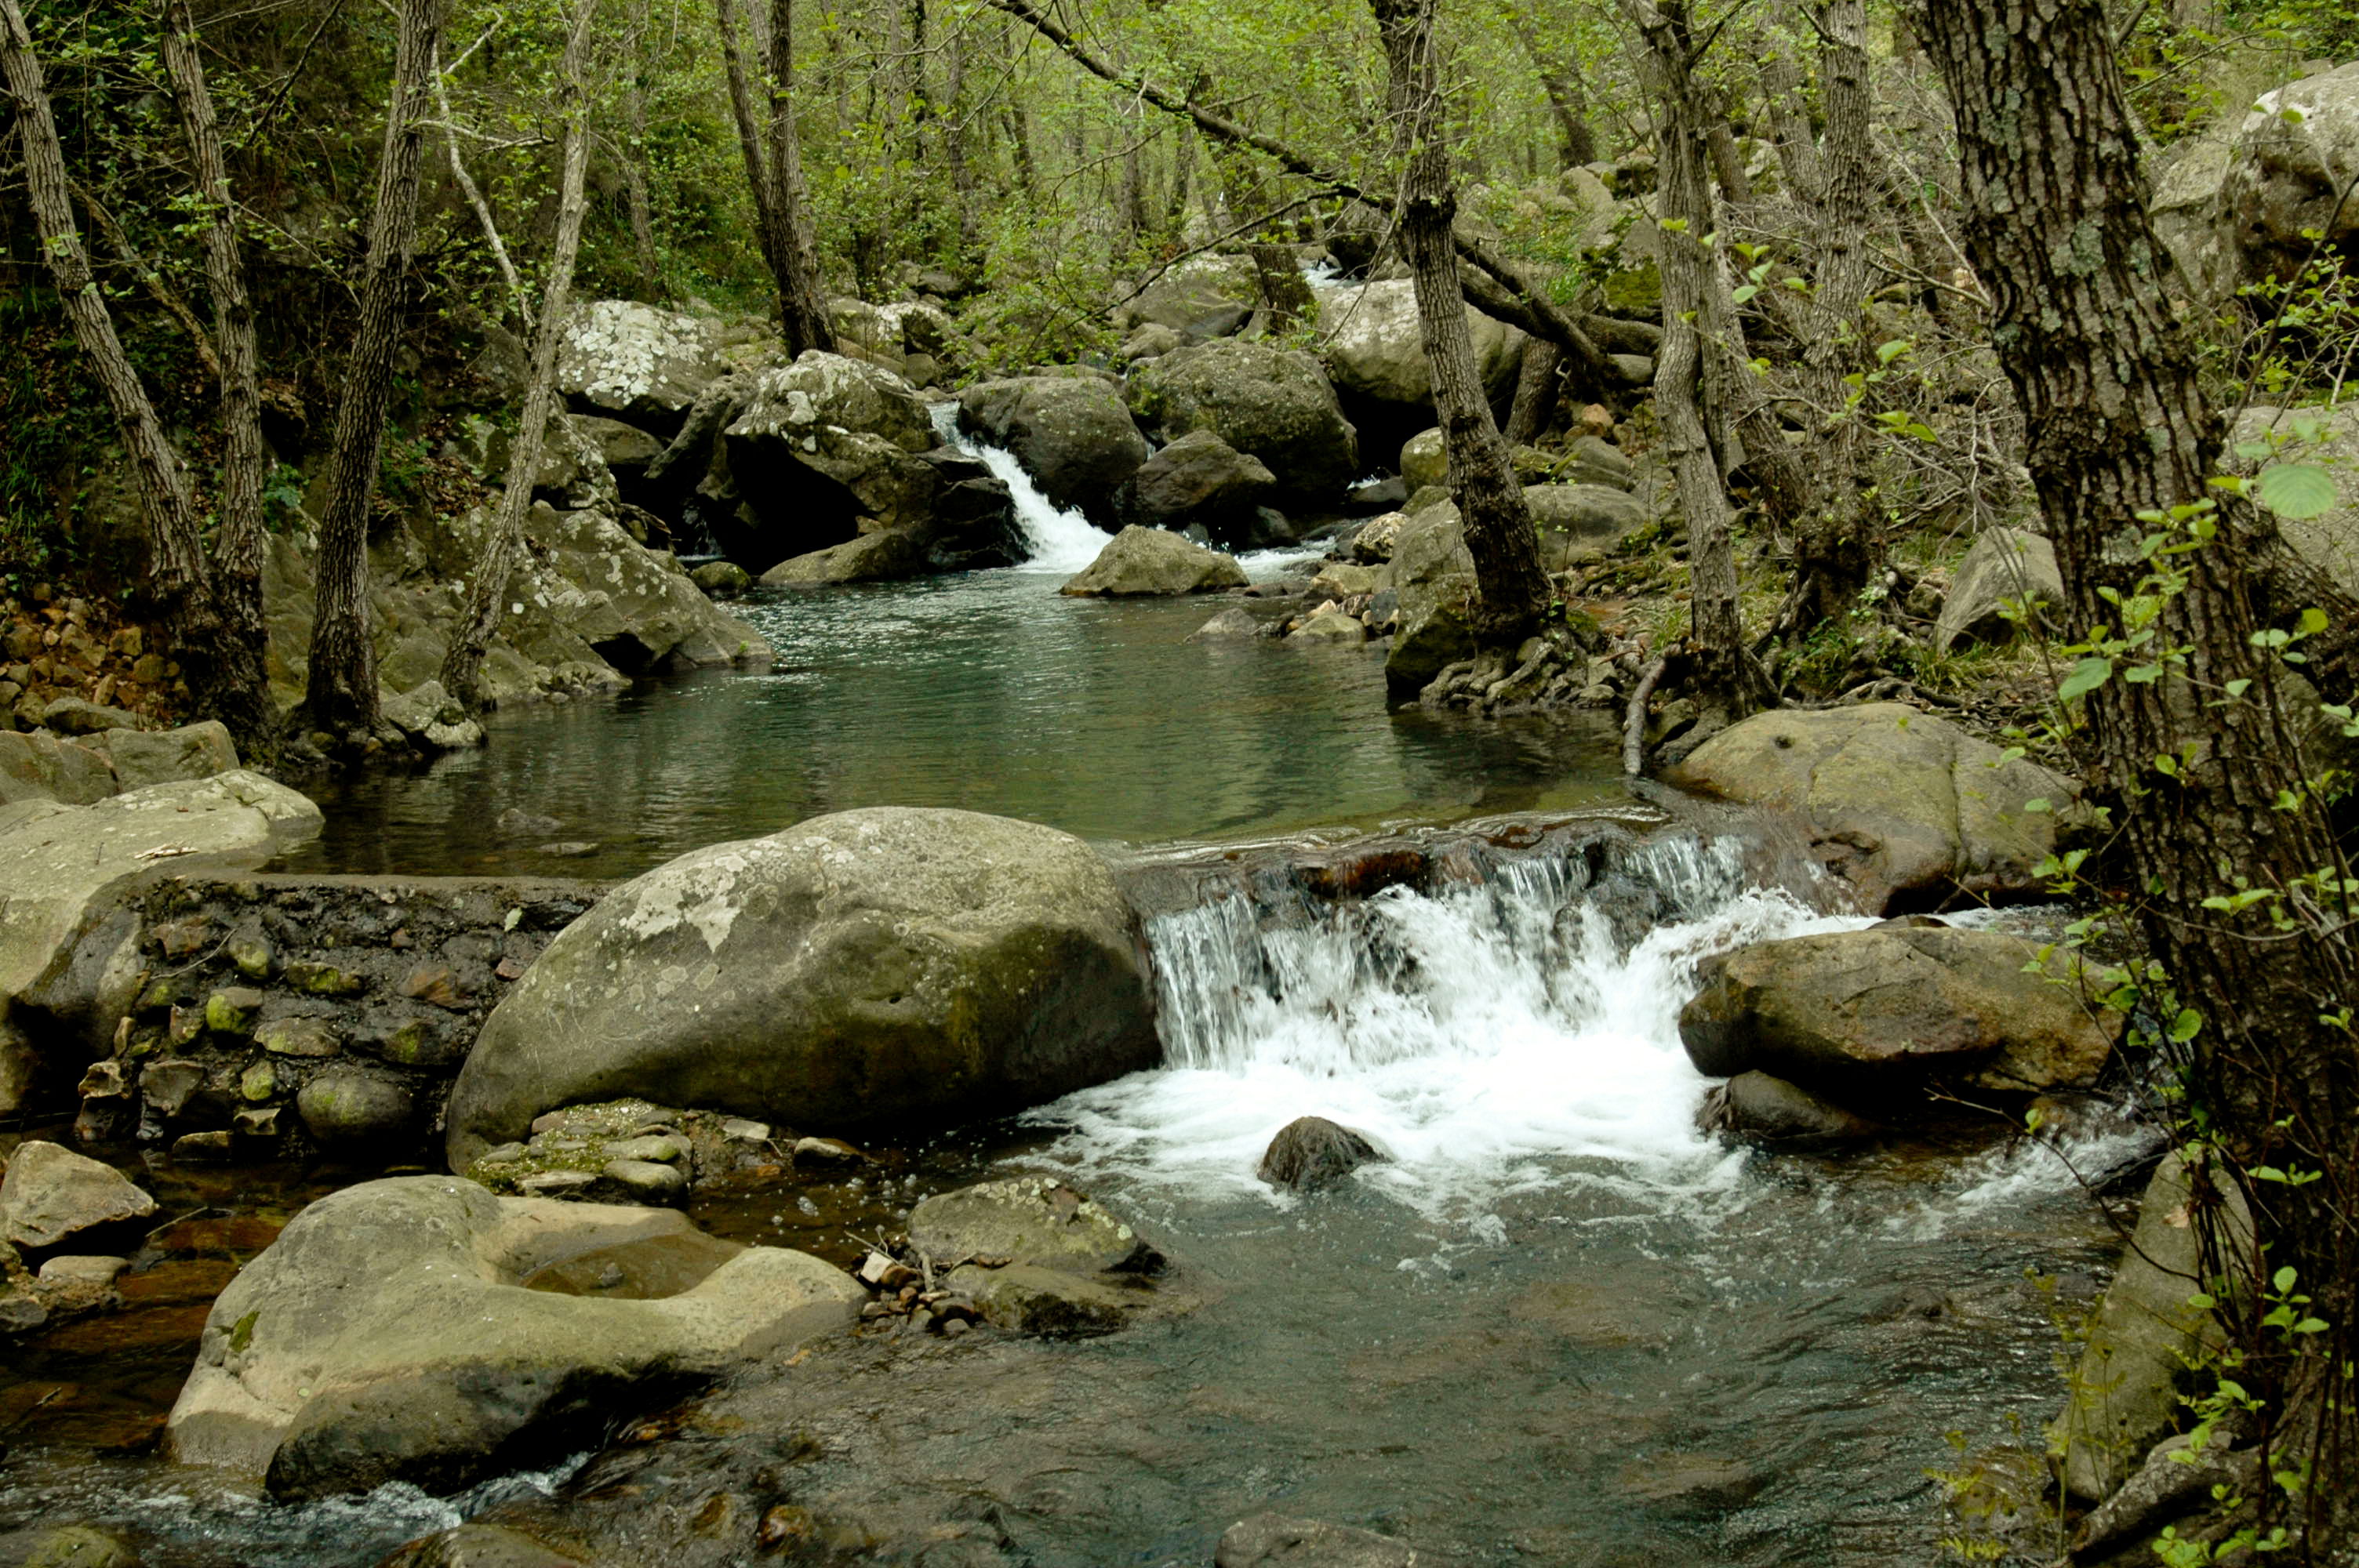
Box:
<box><xmin>1623</xmin><ymin>654</ymin><xmax>1668</xmax><ymax>775</ymax></box>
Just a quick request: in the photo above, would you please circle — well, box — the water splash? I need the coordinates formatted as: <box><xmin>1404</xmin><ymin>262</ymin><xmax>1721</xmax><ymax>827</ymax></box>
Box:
<box><xmin>929</xmin><ymin>401</ymin><xmax>1114</xmax><ymax>574</ymax></box>
<box><xmin>1034</xmin><ymin>833</ymin><xmax>1872</xmax><ymax>1214</ymax></box>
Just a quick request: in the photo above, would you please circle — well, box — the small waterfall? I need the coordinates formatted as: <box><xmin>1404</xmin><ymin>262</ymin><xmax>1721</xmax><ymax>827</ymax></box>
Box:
<box><xmin>929</xmin><ymin>401</ymin><xmax>1114</xmax><ymax>573</ymax></box>
<box><xmin>1038</xmin><ymin>831</ymin><xmax>1870</xmax><ymax>1208</ymax></box>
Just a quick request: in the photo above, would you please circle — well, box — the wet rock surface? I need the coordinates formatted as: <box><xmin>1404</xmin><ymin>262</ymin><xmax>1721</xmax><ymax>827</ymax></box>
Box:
<box><xmin>1059</xmin><ymin>526</ymin><xmax>1250</xmax><ymax>597</ymax></box>
<box><xmin>1257</xmin><ymin>1116</ymin><xmax>1385</xmax><ymax>1192</ymax></box>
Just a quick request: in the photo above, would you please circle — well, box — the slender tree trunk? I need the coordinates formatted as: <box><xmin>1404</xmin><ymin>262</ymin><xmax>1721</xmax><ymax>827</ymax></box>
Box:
<box><xmin>716</xmin><ymin>0</ymin><xmax>791</xmax><ymax>291</ymax></box>
<box><xmin>442</xmin><ymin>0</ymin><xmax>597</xmax><ymax>713</ymax></box>
<box><xmin>1628</xmin><ymin>0</ymin><xmax>1767</xmax><ymax>717</ymax></box>
<box><xmin>763</xmin><ymin>0</ymin><xmax>835</xmax><ymax>353</ymax></box>
<box><xmin>160</xmin><ymin>0</ymin><xmax>276</xmax><ymax>750</ymax></box>
<box><xmin>622</xmin><ymin>0</ymin><xmax>665</xmax><ymax>299</ymax></box>
<box><xmin>1788</xmin><ymin>0</ymin><xmax>1877</xmax><ymax>632</ymax></box>
<box><xmin>1925</xmin><ymin>0</ymin><xmax>2358</xmax><ymax>1544</ymax></box>
<box><xmin>1761</xmin><ymin>51</ymin><xmax>1822</xmax><ymax>205</ymax></box>
<box><xmin>300</xmin><ymin>0</ymin><xmax>445</xmax><ymax>739</ymax></box>
<box><xmin>0</xmin><ymin>0</ymin><xmax>225</xmax><ymax>706</ymax></box>
<box><xmin>1506</xmin><ymin>8</ymin><xmax>1596</xmax><ymax>168</ymax></box>
<box><xmin>1503</xmin><ymin>339</ymin><xmax>1561</xmax><ymax>445</ymax></box>
<box><xmin>1704</xmin><ymin>82</ymin><xmax>1755</xmax><ymax>206</ymax></box>
<box><xmin>942</xmin><ymin>20</ymin><xmax>977</xmax><ymax>252</ymax></box>
<box><xmin>1371</xmin><ymin>0</ymin><xmax>1550</xmax><ymax>643</ymax></box>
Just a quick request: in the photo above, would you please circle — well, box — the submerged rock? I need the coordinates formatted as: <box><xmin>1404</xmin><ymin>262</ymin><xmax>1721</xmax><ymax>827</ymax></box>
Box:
<box><xmin>166</xmin><ymin>1176</ymin><xmax>863</xmax><ymax>1498</ymax></box>
<box><xmin>1663</xmin><ymin>704</ymin><xmax>2070</xmax><ymax>914</ymax></box>
<box><xmin>1215</xmin><ymin>1513</ymin><xmax>1426</xmax><ymax>1567</ymax></box>
<box><xmin>1258</xmin><ymin>1116</ymin><xmax>1386</xmax><ymax>1192</ymax></box>
<box><xmin>0</xmin><ymin>1141</ymin><xmax>156</xmax><ymax>1252</ymax></box>
<box><xmin>445</xmin><ymin>808</ymin><xmax>1158</xmax><ymax>1170</ymax></box>
<box><xmin>1060</xmin><ymin>526</ymin><xmax>1249</xmax><ymax>597</ymax></box>
<box><xmin>1187</xmin><ymin>606</ymin><xmax>1267</xmax><ymax>643</ymax></box>
<box><xmin>1681</xmin><ymin>924</ymin><xmax>2122</xmax><ymax>1098</ymax></box>
<box><xmin>909</xmin><ymin>1177</ymin><xmax>1159</xmax><ymax>1274</ymax></box>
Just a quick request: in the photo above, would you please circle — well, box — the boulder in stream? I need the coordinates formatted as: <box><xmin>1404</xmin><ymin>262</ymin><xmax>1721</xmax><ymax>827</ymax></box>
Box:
<box><xmin>165</xmin><ymin>1175</ymin><xmax>864</xmax><ymax>1498</ymax></box>
<box><xmin>1124</xmin><ymin>430</ymin><xmax>1275</xmax><ymax>540</ymax></box>
<box><xmin>1680</xmin><ymin>923</ymin><xmax>2123</xmax><ymax>1099</ymax></box>
<box><xmin>0</xmin><ymin>1141</ymin><xmax>156</xmax><ymax>1254</ymax></box>
<box><xmin>1130</xmin><ymin>340</ymin><xmax>1361</xmax><ymax>506</ymax></box>
<box><xmin>445</xmin><ymin>808</ymin><xmax>1158</xmax><ymax>1170</ymax></box>
<box><xmin>957</xmin><ymin>374</ymin><xmax>1149</xmax><ymax>519</ymax></box>
<box><xmin>914</xmin><ymin>1178</ymin><xmax>1172</xmax><ymax>1340</ymax></box>
<box><xmin>1698</xmin><ymin>1071</ymin><xmax>1882</xmax><ymax>1146</ymax></box>
<box><xmin>1663</xmin><ymin>703</ymin><xmax>2071</xmax><ymax>914</ymax></box>
<box><xmin>1258</xmin><ymin>1116</ymin><xmax>1386</xmax><ymax>1192</ymax></box>
<box><xmin>1060</xmin><ymin>526</ymin><xmax>1249</xmax><ymax>597</ymax></box>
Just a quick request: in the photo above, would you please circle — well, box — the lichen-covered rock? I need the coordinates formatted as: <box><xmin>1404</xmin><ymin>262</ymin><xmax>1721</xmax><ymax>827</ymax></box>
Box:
<box><xmin>165</xmin><ymin>1176</ymin><xmax>863</xmax><ymax>1497</ymax></box>
<box><xmin>1399</xmin><ymin>427</ymin><xmax>1448</xmax><ymax>494</ymax></box>
<box><xmin>1663</xmin><ymin>704</ymin><xmax>2071</xmax><ymax>913</ymax></box>
<box><xmin>909</xmin><ymin>1177</ymin><xmax>1158</xmax><ymax>1272</ymax></box>
<box><xmin>98</xmin><ymin>720</ymin><xmax>240</xmax><ymax>791</ymax></box>
<box><xmin>444</xmin><ymin>809</ymin><xmax>1158</xmax><ymax>1170</ymax></box>
<box><xmin>0</xmin><ymin>731</ymin><xmax>117</xmax><ymax>808</ymax></box>
<box><xmin>2227</xmin><ymin>63</ymin><xmax>2359</xmax><ymax>284</ymax></box>
<box><xmin>1316</xmin><ymin>278</ymin><xmax>1523</xmax><ymax>409</ymax></box>
<box><xmin>758</xmin><ymin>528</ymin><xmax>930</xmax><ymax>586</ymax></box>
<box><xmin>1522</xmin><ymin>483</ymin><xmax>1646</xmax><ymax>563</ymax></box>
<box><xmin>1113</xmin><ymin>254</ymin><xmax>1261</xmax><ymax>342</ymax></box>
<box><xmin>958</xmin><ymin>375</ymin><xmax>1148</xmax><ymax>519</ymax></box>
<box><xmin>718</xmin><ymin>354</ymin><xmax>940</xmax><ymax>571</ymax></box>
<box><xmin>1680</xmin><ymin>924</ymin><xmax>2122</xmax><ymax>1096</ymax></box>
<box><xmin>1060</xmin><ymin>526</ymin><xmax>1249</xmax><ymax>597</ymax></box>
<box><xmin>1289</xmin><ymin>606</ymin><xmax>1369</xmax><ymax>644</ymax></box>
<box><xmin>1933</xmin><ymin>528</ymin><xmax>2063</xmax><ymax>653</ymax></box>
<box><xmin>1131</xmin><ymin>340</ymin><xmax>1361</xmax><ymax>506</ymax></box>
<box><xmin>556</xmin><ymin>302</ymin><xmax>773</xmax><ymax>433</ymax></box>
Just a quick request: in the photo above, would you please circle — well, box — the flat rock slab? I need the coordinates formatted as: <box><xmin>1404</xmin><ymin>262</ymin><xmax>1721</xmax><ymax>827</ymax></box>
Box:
<box><xmin>1216</xmin><ymin>1513</ymin><xmax>1431</xmax><ymax>1567</ymax></box>
<box><xmin>0</xmin><ymin>1141</ymin><xmax>156</xmax><ymax>1252</ymax></box>
<box><xmin>908</xmin><ymin>1176</ymin><xmax>1157</xmax><ymax>1273</ymax></box>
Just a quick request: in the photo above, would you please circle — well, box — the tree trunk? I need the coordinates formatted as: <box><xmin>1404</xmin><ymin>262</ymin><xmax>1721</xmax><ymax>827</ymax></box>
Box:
<box><xmin>942</xmin><ymin>20</ymin><xmax>977</xmax><ymax>252</ymax></box>
<box><xmin>1370</xmin><ymin>0</ymin><xmax>1550</xmax><ymax>644</ymax></box>
<box><xmin>716</xmin><ymin>0</ymin><xmax>790</xmax><ymax>292</ymax></box>
<box><xmin>1760</xmin><ymin>51</ymin><xmax>1822</xmax><ymax>205</ymax></box>
<box><xmin>442</xmin><ymin>0</ymin><xmax>596</xmax><ymax>713</ymax></box>
<box><xmin>1627</xmin><ymin>0</ymin><xmax>1767</xmax><ymax>717</ymax></box>
<box><xmin>1788</xmin><ymin>0</ymin><xmax>1877</xmax><ymax>633</ymax></box>
<box><xmin>1503</xmin><ymin>339</ymin><xmax>1561</xmax><ymax>445</ymax></box>
<box><xmin>762</xmin><ymin>0</ymin><xmax>835</xmax><ymax>354</ymax></box>
<box><xmin>1925</xmin><ymin>0</ymin><xmax>2359</xmax><ymax>1542</ymax></box>
<box><xmin>1505</xmin><ymin>7</ymin><xmax>1596</xmax><ymax>168</ymax></box>
<box><xmin>0</xmin><ymin>0</ymin><xmax>224</xmax><ymax>705</ymax></box>
<box><xmin>300</xmin><ymin>0</ymin><xmax>445</xmax><ymax>740</ymax></box>
<box><xmin>160</xmin><ymin>0</ymin><xmax>276</xmax><ymax>751</ymax></box>
<box><xmin>622</xmin><ymin>0</ymin><xmax>665</xmax><ymax>299</ymax></box>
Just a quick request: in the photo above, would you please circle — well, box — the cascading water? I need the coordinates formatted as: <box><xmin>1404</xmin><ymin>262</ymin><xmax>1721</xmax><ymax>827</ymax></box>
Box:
<box><xmin>1037</xmin><ymin>833</ymin><xmax>1876</xmax><ymax>1212</ymax></box>
<box><xmin>928</xmin><ymin>401</ymin><xmax>1115</xmax><ymax>573</ymax></box>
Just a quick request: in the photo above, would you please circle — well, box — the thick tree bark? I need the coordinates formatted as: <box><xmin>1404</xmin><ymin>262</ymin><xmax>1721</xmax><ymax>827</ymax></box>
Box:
<box><xmin>442</xmin><ymin>0</ymin><xmax>597</xmax><ymax>713</ymax></box>
<box><xmin>0</xmin><ymin>0</ymin><xmax>226</xmax><ymax>707</ymax></box>
<box><xmin>762</xmin><ymin>0</ymin><xmax>836</xmax><ymax>354</ymax></box>
<box><xmin>161</xmin><ymin>0</ymin><xmax>276</xmax><ymax>750</ymax></box>
<box><xmin>1788</xmin><ymin>0</ymin><xmax>1877</xmax><ymax>633</ymax></box>
<box><xmin>1627</xmin><ymin>0</ymin><xmax>1767</xmax><ymax>717</ymax></box>
<box><xmin>300</xmin><ymin>0</ymin><xmax>445</xmax><ymax>739</ymax></box>
<box><xmin>1926</xmin><ymin>0</ymin><xmax>2358</xmax><ymax>1542</ymax></box>
<box><xmin>1371</xmin><ymin>0</ymin><xmax>1550</xmax><ymax>643</ymax></box>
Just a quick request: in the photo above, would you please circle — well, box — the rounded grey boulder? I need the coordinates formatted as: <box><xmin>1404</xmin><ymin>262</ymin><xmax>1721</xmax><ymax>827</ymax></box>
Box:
<box><xmin>445</xmin><ymin>808</ymin><xmax>1158</xmax><ymax>1170</ymax></box>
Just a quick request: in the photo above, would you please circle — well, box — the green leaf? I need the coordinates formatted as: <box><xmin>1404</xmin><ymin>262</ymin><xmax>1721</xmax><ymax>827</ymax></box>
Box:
<box><xmin>2274</xmin><ymin>1266</ymin><xmax>2299</xmax><ymax>1294</ymax></box>
<box><xmin>2255</xmin><ymin>462</ymin><xmax>2339</xmax><ymax>521</ymax></box>
<box><xmin>2170</xmin><ymin>1007</ymin><xmax>2202</xmax><ymax>1042</ymax></box>
<box><xmin>2059</xmin><ymin>656</ymin><xmax>2114</xmax><ymax>702</ymax></box>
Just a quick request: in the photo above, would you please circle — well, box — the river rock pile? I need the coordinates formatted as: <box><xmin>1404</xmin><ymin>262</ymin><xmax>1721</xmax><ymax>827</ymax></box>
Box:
<box><xmin>0</xmin><ymin>589</ymin><xmax>186</xmax><ymax>734</ymax></box>
<box><xmin>466</xmin><ymin>1098</ymin><xmax>791</xmax><ymax>1203</ymax></box>
<box><xmin>0</xmin><ymin>1140</ymin><xmax>157</xmax><ymax>1338</ymax></box>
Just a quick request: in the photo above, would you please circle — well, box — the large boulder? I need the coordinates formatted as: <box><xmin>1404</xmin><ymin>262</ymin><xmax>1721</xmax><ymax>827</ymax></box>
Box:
<box><xmin>1059</xmin><ymin>525</ymin><xmax>1249</xmax><ymax>597</ymax></box>
<box><xmin>555</xmin><ymin>302</ymin><xmax>770</xmax><ymax>436</ymax></box>
<box><xmin>2059</xmin><ymin>1152</ymin><xmax>2252</xmax><ymax>1502</ymax></box>
<box><xmin>1316</xmin><ymin>278</ymin><xmax>1524</xmax><ymax>410</ymax></box>
<box><xmin>445</xmin><ymin>808</ymin><xmax>1158</xmax><ymax>1170</ymax></box>
<box><xmin>96</xmin><ymin>720</ymin><xmax>239</xmax><ymax>793</ymax></box>
<box><xmin>958</xmin><ymin>375</ymin><xmax>1149</xmax><ymax>519</ymax></box>
<box><xmin>2226</xmin><ymin>63</ymin><xmax>2359</xmax><ymax>285</ymax></box>
<box><xmin>1934</xmin><ymin>528</ymin><xmax>2063</xmax><ymax>652</ymax></box>
<box><xmin>1680</xmin><ymin>923</ymin><xmax>2124</xmax><ymax>1098</ymax></box>
<box><xmin>1123</xmin><ymin>430</ymin><xmax>1276</xmax><ymax>540</ymax></box>
<box><xmin>1382</xmin><ymin>506</ymin><xmax>1482</xmax><ymax>695</ymax></box>
<box><xmin>514</xmin><ymin>505</ymin><xmax>769</xmax><ymax>674</ymax></box>
<box><xmin>716</xmin><ymin>354</ymin><xmax>940</xmax><ymax>572</ymax></box>
<box><xmin>1114</xmin><ymin>254</ymin><xmax>1262</xmax><ymax>342</ymax></box>
<box><xmin>759</xmin><ymin>528</ymin><xmax>930</xmax><ymax>586</ymax></box>
<box><xmin>165</xmin><ymin>1176</ymin><xmax>864</xmax><ymax>1497</ymax></box>
<box><xmin>1131</xmin><ymin>341</ymin><xmax>1361</xmax><ymax>506</ymax></box>
<box><xmin>1523</xmin><ymin>483</ymin><xmax>1646</xmax><ymax>564</ymax></box>
<box><xmin>2</xmin><ymin>772</ymin><xmax>323</xmax><ymax>1115</ymax></box>
<box><xmin>909</xmin><ymin>1177</ymin><xmax>1158</xmax><ymax>1273</ymax></box>
<box><xmin>2150</xmin><ymin>125</ymin><xmax>2242</xmax><ymax>301</ymax></box>
<box><xmin>1663</xmin><ymin>704</ymin><xmax>2071</xmax><ymax>913</ymax></box>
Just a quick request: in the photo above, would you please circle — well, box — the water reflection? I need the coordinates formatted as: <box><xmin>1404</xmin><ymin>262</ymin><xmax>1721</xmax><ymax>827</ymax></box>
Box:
<box><xmin>285</xmin><ymin>570</ymin><xmax>1627</xmax><ymax>877</ymax></box>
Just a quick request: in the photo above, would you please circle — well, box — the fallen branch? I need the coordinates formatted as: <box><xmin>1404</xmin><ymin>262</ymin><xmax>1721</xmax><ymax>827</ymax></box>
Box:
<box><xmin>1623</xmin><ymin>654</ymin><xmax>1668</xmax><ymax>775</ymax></box>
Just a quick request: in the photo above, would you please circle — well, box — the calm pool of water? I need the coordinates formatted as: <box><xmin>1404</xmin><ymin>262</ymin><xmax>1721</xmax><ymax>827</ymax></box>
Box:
<box><xmin>282</xmin><ymin>568</ymin><xmax>1628</xmax><ymax>878</ymax></box>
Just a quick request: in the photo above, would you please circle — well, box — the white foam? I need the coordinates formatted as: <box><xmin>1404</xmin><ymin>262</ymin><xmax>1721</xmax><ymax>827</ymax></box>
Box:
<box><xmin>929</xmin><ymin>401</ymin><xmax>1115</xmax><ymax>575</ymax></box>
<box><xmin>1033</xmin><ymin>837</ymin><xmax>1872</xmax><ymax>1218</ymax></box>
